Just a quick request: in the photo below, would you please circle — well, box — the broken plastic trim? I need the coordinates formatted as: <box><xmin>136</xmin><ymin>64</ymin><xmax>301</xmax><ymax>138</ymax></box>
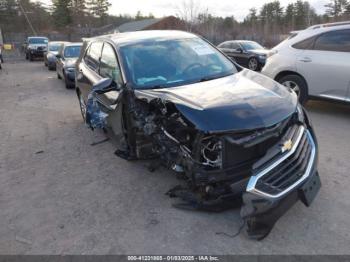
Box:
<box><xmin>85</xmin><ymin>92</ymin><xmax>109</xmax><ymax>130</ymax></box>
<box><xmin>224</xmin><ymin>117</ymin><xmax>290</xmax><ymax>148</ymax></box>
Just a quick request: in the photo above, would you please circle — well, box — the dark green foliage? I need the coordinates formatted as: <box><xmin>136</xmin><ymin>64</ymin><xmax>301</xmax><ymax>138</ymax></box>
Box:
<box><xmin>52</xmin><ymin>0</ymin><xmax>72</xmax><ymax>28</ymax></box>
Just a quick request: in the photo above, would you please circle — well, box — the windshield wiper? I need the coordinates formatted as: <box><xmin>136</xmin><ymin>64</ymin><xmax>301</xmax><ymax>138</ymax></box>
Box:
<box><xmin>147</xmin><ymin>85</ymin><xmax>168</xmax><ymax>90</ymax></box>
<box><xmin>198</xmin><ymin>72</ymin><xmax>234</xmax><ymax>83</ymax></box>
<box><xmin>199</xmin><ymin>76</ymin><xmax>219</xmax><ymax>82</ymax></box>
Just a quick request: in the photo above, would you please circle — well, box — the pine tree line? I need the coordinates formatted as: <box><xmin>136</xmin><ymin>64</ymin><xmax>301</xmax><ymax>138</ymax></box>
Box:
<box><xmin>51</xmin><ymin>0</ymin><xmax>111</xmax><ymax>28</ymax></box>
<box><xmin>1</xmin><ymin>0</ymin><xmax>350</xmax><ymax>44</ymax></box>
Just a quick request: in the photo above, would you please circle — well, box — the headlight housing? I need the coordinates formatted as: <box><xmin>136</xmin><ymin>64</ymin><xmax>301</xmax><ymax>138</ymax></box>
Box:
<box><xmin>200</xmin><ymin>137</ymin><xmax>223</xmax><ymax>169</ymax></box>
<box><xmin>296</xmin><ymin>104</ymin><xmax>305</xmax><ymax>123</ymax></box>
<box><xmin>267</xmin><ymin>49</ymin><xmax>278</xmax><ymax>58</ymax></box>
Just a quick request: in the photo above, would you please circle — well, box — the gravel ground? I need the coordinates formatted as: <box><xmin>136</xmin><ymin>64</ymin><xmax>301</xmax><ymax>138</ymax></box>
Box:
<box><xmin>0</xmin><ymin>61</ymin><xmax>350</xmax><ymax>255</ymax></box>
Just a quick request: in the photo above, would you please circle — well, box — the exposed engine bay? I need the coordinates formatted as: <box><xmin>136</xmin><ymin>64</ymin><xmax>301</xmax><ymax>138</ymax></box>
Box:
<box><xmin>84</xmin><ymin>72</ymin><xmax>320</xmax><ymax>240</ymax></box>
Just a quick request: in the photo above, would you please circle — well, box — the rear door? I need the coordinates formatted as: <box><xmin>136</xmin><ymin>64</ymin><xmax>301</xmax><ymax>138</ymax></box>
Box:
<box><xmin>229</xmin><ymin>42</ymin><xmax>247</xmax><ymax>66</ymax></box>
<box><xmin>296</xmin><ymin>29</ymin><xmax>350</xmax><ymax>101</ymax></box>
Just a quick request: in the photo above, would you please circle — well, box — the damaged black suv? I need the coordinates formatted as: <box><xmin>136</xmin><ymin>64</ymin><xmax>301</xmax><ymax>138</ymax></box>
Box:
<box><xmin>75</xmin><ymin>31</ymin><xmax>321</xmax><ymax>240</ymax></box>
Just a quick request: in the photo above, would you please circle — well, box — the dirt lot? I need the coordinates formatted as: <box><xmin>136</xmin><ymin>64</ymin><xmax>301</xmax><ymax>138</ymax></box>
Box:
<box><xmin>0</xmin><ymin>61</ymin><xmax>350</xmax><ymax>255</ymax></box>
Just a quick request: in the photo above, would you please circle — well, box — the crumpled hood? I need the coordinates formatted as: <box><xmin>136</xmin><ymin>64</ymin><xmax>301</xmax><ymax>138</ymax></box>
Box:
<box><xmin>134</xmin><ymin>69</ymin><xmax>297</xmax><ymax>133</ymax></box>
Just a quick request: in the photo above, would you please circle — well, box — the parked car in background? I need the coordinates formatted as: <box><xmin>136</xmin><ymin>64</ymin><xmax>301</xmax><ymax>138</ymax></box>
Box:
<box><xmin>0</xmin><ymin>44</ymin><xmax>3</xmax><ymax>69</ymax></box>
<box><xmin>262</xmin><ymin>21</ymin><xmax>350</xmax><ymax>104</ymax></box>
<box><xmin>218</xmin><ymin>40</ymin><xmax>269</xmax><ymax>71</ymax></box>
<box><xmin>75</xmin><ymin>31</ymin><xmax>320</xmax><ymax>240</ymax></box>
<box><xmin>44</xmin><ymin>41</ymin><xmax>66</xmax><ymax>70</ymax></box>
<box><xmin>24</xmin><ymin>36</ymin><xmax>48</xmax><ymax>61</ymax></box>
<box><xmin>56</xmin><ymin>42</ymin><xmax>82</xmax><ymax>89</ymax></box>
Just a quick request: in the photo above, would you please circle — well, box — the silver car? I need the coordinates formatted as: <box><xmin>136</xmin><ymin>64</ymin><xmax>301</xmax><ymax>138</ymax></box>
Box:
<box><xmin>262</xmin><ymin>21</ymin><xmax>350</xmax><ymax>104</ymax></box>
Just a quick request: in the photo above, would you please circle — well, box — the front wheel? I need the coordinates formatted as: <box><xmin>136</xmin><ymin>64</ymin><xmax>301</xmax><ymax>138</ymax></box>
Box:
<box><xmin>248</xmin><ymin>57</ymin><xmax>259</xmax><ymax>71</ymax></box>
<box><xmin>63</xmin><ymin>72</ymin><xmax>72</xmax><ymax>89</ymax></box>
<box><xmin>278</xmin><ymin>74</ymin><xmax>308</xmax><ymax>105</ymax></box>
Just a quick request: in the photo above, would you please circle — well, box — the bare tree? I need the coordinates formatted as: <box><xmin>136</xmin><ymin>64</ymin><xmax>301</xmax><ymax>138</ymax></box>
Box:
<box><xmin>175</xmin><ymin>0</ymin><xmax>203</xmax><ymax>32</ymax></box>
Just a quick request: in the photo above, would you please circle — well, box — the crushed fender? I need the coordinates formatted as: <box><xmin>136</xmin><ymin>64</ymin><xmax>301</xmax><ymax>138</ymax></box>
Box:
<box><xmin>85</xmin><ymin>92</ymin><xmax>108</xmax><ymax>129</ymax></box>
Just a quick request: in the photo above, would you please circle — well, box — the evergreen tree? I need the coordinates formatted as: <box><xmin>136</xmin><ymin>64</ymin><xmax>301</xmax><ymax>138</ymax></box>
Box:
<box><xmin>346</xmin><ymin>2</ymin><xmax>350</xmax><ymax>14</ymax></box>
<box><xmin>0</xmin><ymin>0</ymin><xmax>17</xmax><ymax>25</ymax></box>
<box><xmin>284</xmin><ymin>3</ymin><xmax>295</xmax><ymax>29</ymax></box>
<box><xmin>71</xmin><ymin>0</ymin><xmax>88</xmax><ymax>26</ymax></box>
<box><xmin>325</xmin><ymin>0</ymin><xmax>348</xmax><ymax>17</ymax></box>
<box><xmin>87</xmin><ymin>0</ymin><xmax>111</xmax><ymax>22</ymax></box>
<box><xmin>52</xmin><ymin>0</ymin><xmax>72</xmax><ymax>28</ymax></box>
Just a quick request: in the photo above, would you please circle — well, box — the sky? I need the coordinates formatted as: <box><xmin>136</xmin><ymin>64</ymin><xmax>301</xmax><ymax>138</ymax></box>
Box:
<box><xmin>37</xmin><ymin>0</ymin><xmax>329</xmax><ymax>21</ymax></box>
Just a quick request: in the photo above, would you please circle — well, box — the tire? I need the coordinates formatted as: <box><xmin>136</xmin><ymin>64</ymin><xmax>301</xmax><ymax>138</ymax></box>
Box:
<box><xmin>25</xmin><ymin>53</ymin><xmax>29</xmax><ymax>60</ymax></box>
<box><xmin>77</xmin><ymin>91</ymin><xmax>86</xmax><ymax>122</ymax></box>
<box><xmin>63</xmin><ymin>72</ymin><xmax>71</xmax><ymax>89</ymax></box>
<box><xmin>248</xmin><ymin>57</ymin><xmax>260</xmax><ymax>71</ymax></box>
<box><xmin>278</xmin><ymin>74</ymin><xmax>308</xmax><ymax>105</ymax></box>
<box><xmin>48</xmin><ymin>65</ymin><xmax>55</xmax><ymax>71</ymax></box>
<box><xmin>57</xmin><ymin>72</ymin><xmax>61</xmax><ymax>79</ymax></box>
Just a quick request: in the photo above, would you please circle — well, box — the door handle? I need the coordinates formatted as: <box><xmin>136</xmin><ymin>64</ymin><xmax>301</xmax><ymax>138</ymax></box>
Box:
<box><xmin>299</xmin><ymin>57</ymin><xmax>312</xmax><ymax>63</ymax></box>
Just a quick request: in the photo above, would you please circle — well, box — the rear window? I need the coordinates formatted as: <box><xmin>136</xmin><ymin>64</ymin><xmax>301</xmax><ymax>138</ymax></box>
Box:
<box><xmin>218</xmin><ymin>42</ymin><xmax>230</xmax><ymax>48</ymax></box>
<box><xmin>314</xmin><ymin>30</ymin><xmax>350</xmax><ymax>52</ymax></box>
<box><xmin>28</xmin><ymin>38</ymin><xmax>48</xmax><ymax>44</ymax></box>
<box><xmin>292</xmin><ymin>36</ymin><xmax>316</xmax><ymax>50</ymax></box>
<box><xmin>64</xmin><ymin>46</ymin><xmax>82</xmax><ymax>58</ymax></box>
<box><xmin>49</xmin><ymin>43</ymin><xmax>61</xmax><ymax>52</ymax></box>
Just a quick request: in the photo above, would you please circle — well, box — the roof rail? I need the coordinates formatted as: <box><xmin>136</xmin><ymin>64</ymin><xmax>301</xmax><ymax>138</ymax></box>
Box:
<box><xmin>308</xmin><ymin>21</ymin><xmax>350</xmax><ymax>30</ymax></box>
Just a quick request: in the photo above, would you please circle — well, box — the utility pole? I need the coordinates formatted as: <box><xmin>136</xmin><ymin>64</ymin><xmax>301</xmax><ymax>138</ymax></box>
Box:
<box><xmin>17</xmin><ymin>0</ymin><xmax>37</xmax><ymax>35</ymax></box>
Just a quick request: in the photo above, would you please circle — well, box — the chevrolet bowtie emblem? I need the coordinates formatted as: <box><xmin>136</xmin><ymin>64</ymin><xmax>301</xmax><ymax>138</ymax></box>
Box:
<box><xmin>281</xmin><ymin>139</ymin><xmax>293</xmax><ymax>153</ymax></box>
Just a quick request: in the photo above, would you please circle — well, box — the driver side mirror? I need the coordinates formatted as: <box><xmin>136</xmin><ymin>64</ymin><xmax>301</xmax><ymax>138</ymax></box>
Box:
<box><xmin>93</xmin><ymin>78</ymin><xmax>119</xmax><ymax>94</ymax></box>
<box><xmin>236</xmin><ymin>47</ymin><xmax>243</xmax><ymax>53</ymax></box>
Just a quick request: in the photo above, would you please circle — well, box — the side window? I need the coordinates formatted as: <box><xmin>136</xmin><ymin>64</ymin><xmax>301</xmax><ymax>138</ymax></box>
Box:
<box><xmin>219</xmin><ymin>42</ymin><xmax>229</xmax><ymax>48</ymax></box>
<box><xmin>314</xmin><ymin>30</ymin><xmax>350</xmax><ymax>52</ymax></box>
<box><xmin>99</xmin><ymin>43</ymin><xmax>123</xmax><ymax>85</ymax></box>
<box><xmin>85</xmin><ymin>41</ymin><xmax>103</xmax><ymax>71</ymax></box>
<box><xmin>230</xmin><ymin>42</ymin><xmax>240</xmax><ymax>50</ymax></box>
<box><xmin>292</xmin><ymin>36</ymin><xmax>316</xmax><ymax>50</ymax></box>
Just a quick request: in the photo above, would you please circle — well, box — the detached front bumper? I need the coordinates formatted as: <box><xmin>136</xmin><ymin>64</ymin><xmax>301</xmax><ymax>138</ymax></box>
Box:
<box><xmin>241</xmin><ymin>125</ymin><xmax>321</xmax><ymax>240</ymax></box>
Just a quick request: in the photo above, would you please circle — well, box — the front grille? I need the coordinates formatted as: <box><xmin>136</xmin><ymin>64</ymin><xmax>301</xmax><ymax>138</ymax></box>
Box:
<box><xmin>247</xmin><ymin>125</ymin><xmax>316</xmax><ymax>198</ymax></box>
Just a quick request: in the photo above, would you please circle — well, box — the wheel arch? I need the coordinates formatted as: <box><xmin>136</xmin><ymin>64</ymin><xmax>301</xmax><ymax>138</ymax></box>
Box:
<box><xmin>274</xmin><ymin>70</ymin><xmax>307</xmax><ymax>86</ymax></box>
<box><xmin>75</xmin><ymin>86</ymin><xmax>81</xmax><ymax>97</ymax></box>
<box><xmin>274</xmin><ymin>70</ymin><xmax>309</xmax><ymax>103</ymax></box>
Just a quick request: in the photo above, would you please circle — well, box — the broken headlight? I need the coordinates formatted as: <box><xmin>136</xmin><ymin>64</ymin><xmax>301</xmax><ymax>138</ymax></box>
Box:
<box><xmin>200</xmin><ymin>137</ymin><xmax>223</xmax><ymax>169</ymax></box>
